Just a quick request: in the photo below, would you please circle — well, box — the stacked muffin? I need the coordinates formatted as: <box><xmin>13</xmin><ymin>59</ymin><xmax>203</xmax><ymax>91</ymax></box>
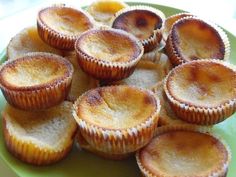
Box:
<box><xmin>1</xmin><ymin>0</ymin><xmax>235</xmax><ymax>176</ymax></box>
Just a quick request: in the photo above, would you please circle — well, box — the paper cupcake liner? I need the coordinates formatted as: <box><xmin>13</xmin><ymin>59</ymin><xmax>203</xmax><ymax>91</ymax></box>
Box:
<box><xmin>76</xmin><ymin>130</ymin><xmax>133</xmax><ymax>160</ymax></box>
<box><xmin>162</xmin><ymin>12</ymin><xmax>194</xmax><ymax>41</ymax></box>
<box><xmin>111</xmin><ymin>5</ymin><xmax>165</xmax><ymax>53</ymax></box>
<box><xmin>136</xmin><ymin>124</ymin><xmax>231</xmax><ymax>177</ymax></box>
<box><xmin>163</xmin><ymin>59</ymin><xmax>236</xmax><ymax>125</ymax></box>
<box><xmin>75</xmin><ymin>29</ymin><xmax>144</xmax><ymax>81</ymax></box>
<box><xmin>73</xmin><ymin>86</ymin><xmax>161</xmax><ymax>155</ymax></box>
<box><xmin>37</xmin><ymin>6</ymin><xmax>95</xmax><ymax>50</ymax></box>
<box><xmin>2</xmin><ymin>117</ymin><xmax>74</xmax><ymax>165</ymax></box>
<box><xmin>0</xmin><ymin>53</ymin><xmax>73</xmax><ymax>110</ymax></box>
<box><xmin>165</xmin><ymin>16</ymin><xmax>231</xmax><ymax>66</ymax></box>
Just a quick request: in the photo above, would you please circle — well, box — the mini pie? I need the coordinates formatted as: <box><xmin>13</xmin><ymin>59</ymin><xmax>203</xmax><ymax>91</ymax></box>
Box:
<box><xmin>136</xmin><ymin>125</ymin><xmax>231</xmax><ymax>177</ymax></box>
<box><xmin>162</xmin><ymin>12</ymin><xmax>194</xmax><ymax>41</ymax></box>
<box><xmin>75</xmin><ymin>28</ymin><xmax>144</xmax><ymax>81</ymax></box>
<box><xmin>165</xmin><ymin>17</ymin><xmax>230</xmax><ymax>66</ymax></box>
<box><xmin>37</xmin><ymin>5</ymin><xmax>94</xmax><ymax>50</ymax></box>
<box><xmin>110</xmin><ymin>60</ymin><xmax>167</xmax><ymax>91</ymax></box>
<box><xmin>111</xmin><ymin>6</ymin><xmax>165</xmax><ymax>53</ymax></box>
<box><xmin>7</xmin><ymin>26</ymin><xmax>63</xmax><ymax>60</ymax></box>
<box><xmin>2</xmin><ymin>101</ymin><xmax>77</xmax><ymax>165</ymax></box>
<box><xmin>65</xmin><ymin>52</ymin><xmax>99</xmax><ymax>102</ymax></box>
<box><xmin>0</xmin><ymin>52</ymin><xmax>73</xmax><ymax>110</ymax></box>
<box><xmin>164</xmin><ymin>59</ymin><xmax>236</xmax><ymax>125</ymax></box>
<box><xmin>73</xmin><ymin>85</ymin><xmax>160</xmax><ymax>159</ymax></box>
<box><xmin>87</xmin><ymin>0</ymin><xmax>128</xmax><ymax>26</ymax></box>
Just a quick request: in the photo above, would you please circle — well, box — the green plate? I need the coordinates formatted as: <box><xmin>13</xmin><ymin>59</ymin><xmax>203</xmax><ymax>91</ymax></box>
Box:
<box><xmin>0</xmin><ymin>2</ymin><xmax>235</xmax><ymax>177</ymax></box>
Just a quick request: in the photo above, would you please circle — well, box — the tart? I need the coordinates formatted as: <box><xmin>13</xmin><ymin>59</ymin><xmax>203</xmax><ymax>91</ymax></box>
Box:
<box><xmin>7</xmin><ymin>26</ymin><xmax>63</xmax><ymax>60</ymax></box>
<box><xmin>111</xmin><ymin>6</ymin><xmax>165</xmax><ymax>53</ymax></box>
<box><xmin>75</xmin><ymin>28</ymin><xmax>144</xmax><ymax>81</ymax></box>
<box><xmin>136</xmin><ymin>125</ymin><xmax>231</xmax><ymax>177</ymax></box>
<box><xmin>162</xmin><ymin>12</ymin><xmax>194</xmax><ymax>41</ymax></box>
<box><xmin>2</xmin><ymin>101</ymin><xmax>77</xmax><ymax>165</ymax></box>
<box><xmin>87</xmin><ymin>0</ymin><xmax>128</xmax><ymax>26</ymax></box>
<box><xmin>65</xmin><ymin>52</ymin><xmax>99</xmax><ymax>102</ymax></box>
<box><xmin>164</xmin><ymin>59</ymin><xmax>236</xmax><ymax>125</ymax></box>
<box><xmin>73</xmin><ymin>85</ymin><xmax>160</xmax><ymax>159</ymax></box>
<box><xmin>0</xmin><ymin>52</ymin><xmax>73</xmax><ymax>110</ymax></box>
<box><xmin>110</xmin><ymin>60</ymin><xmax>167</xmax><ymax>91</ymax></box>
<box><xmin>37</xmin><ymin>5</ymin><xmax>94</xmax><ymax>50</ymax></box>
<box><xmin>165</xmin><ymin>17</ymin><xmax>230</xmax><ymax>66</ymax></box>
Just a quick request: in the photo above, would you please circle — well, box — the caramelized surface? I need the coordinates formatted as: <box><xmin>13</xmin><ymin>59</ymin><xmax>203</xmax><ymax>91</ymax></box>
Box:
<box><xmin>77</xmin><ymin>29</ymin><xmax>141</xmax><ymax>62</ymax></box>
<box><xmin>0</xmin><ymin>54</ymin><xmax>70</xmax><ymax>89</ymax></box>
<box><xmin>40</xmin><ymin>7</ymin><xmax>93</xmax><ymax>36</ymax></box>
<box><xmin>172</xmin><ymin>18</ymin><xmax>225</xmax><ymax>60</ymax></box>
<box><xmin>112</xmin><ymin>9</ymin><xmax>162</xmax><ymax>40</ymax></box>
<box><xmin>167</xmin><ymin>61</ymin><xmax>236</xmax><ymax>107</ymax></box>
<box><xmin>76</xmin><ymin>86</ymin><xmax>157</xmax><ymax>129</ymax></box>
<box><xmin>139</xmin><ymin>131</ymin><xmax>228</xmax><ymax>176</ymax></box>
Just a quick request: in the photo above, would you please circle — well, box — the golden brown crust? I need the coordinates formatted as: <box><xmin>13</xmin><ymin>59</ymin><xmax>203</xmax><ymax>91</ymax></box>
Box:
<box><xmin>164</xmin><ymin>59</ymin><xmax>236</xmax><ymax>125</ymax></box>
<box><xmin>73</xmin><ymin>85</ymin><xmax>160</xmax><ymax>157</ymax></box>
<box><xmin>162</xmin><ymin>12</ymin><xmax>194</xmax><ymax>41</ymax></box>
<box><xmin>37</xmin><ymin>5</ymin><xmax>94</xmax><ymax>50</ymax></box>
<box><xmin>75</xmin><ymin>28</ymin><xmax>144</xmax><ymax>81</ymax></box>
<box><xmin>2</xmin><ymin>102</ymin><xmax>77</xmax><ymax>165</ymax></box>
<box><xmin>165</xmin><ymin>17</ymin><xmax>230</xmax><ymax>66</ymax></box>
<box><xmin>0</xmin><ymin>52</ymin><xmax>73</xmax><ymax>110</ymax></box>
<box><xmin>112</xmin><ymin>6</ymin><xmax>165</xmax><ymax>53</ymax></box>
<box><xmin>136</xmin><ymin>125</ymin><xmax>231</xmax><ymax>177</ymax></box>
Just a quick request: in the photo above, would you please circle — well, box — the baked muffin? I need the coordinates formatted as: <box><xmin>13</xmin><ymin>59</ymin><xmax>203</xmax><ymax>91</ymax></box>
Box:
<box><xmin>37</xmin><ymin>5</ymin><xmax>95</xmax><ymax>50</ymax></box>
<box><xmin>65</xmin><ymin>52</ymin><xmax>99</xmax><ymax>102</ymax></box>
<box><xmin>2</xmin><ymin>101</ymin><xmax>77</xmax><ymax>165</ymax></box>
<box><xmin>75</xmin><ymin>28</ymin><xmax>144</xmax><ymax>81</ymax></box>
<box><xmin>7</xmin><ymin>26</ymin><xmax>63</xmax><ymax>60</ymax></box>
<box><xmin>87</xmin><ymin>0</ymin><xmax>128</xmax><ymax>26</ymax></box>
<box><xmin>0</xmin><ymin>52</ymin><xmax>73</xmax><ymax>110</ymax></box>
<box><xmin>109</xmin><ymin>60</ymin><xmax>167</xmax><ymax>91</ymax></box>
<box><xmin>165</xmin><ymin>17</ymin><xmax>230</xmax><ymax>66</ymax></box>
<box><xmin>73</xmin><ymin>85</ymin><xmax>160</xmax><ymax>159</ymax></box>
<box><xmin>136</xmin><ymin>125</ymin><xmax>231</xmax><ymax>177</ymax></box>
<box><xmin>162</xmin><ymin>12</ymin><xmax>194</xmax><ymax>41</ymax></box>
<box><xmin>112</xmin><ymin>6</ymin><xmax>165</xmax><ymax>53</ymax></box>
<box><xmin>164</xmin><ymin>59</ymin><xmax>236</xmax><ymax>125</ymax></box>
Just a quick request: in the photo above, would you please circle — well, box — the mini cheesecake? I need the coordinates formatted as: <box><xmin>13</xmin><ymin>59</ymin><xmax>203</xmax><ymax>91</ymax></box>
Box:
<box><xmin>37</xmin><ymin>5</ymin><xmax>94</xmax><ymax>50</ymax></box>
<box><xmin>2</xmin><ymin>102</ymin><xmax>77</xmax><ymax>165</ymax></box>
<box><xmin>75</xmin><ymin>28</ymin><xmax>144</xmax><ymax>81</ymax></box>
<box><xmin>164</xmin><ymin>59</ymin><xmax>236</xmax><ymax>125</ymax></box>
<box><xmin>87</xmin><ymin>0</ymin><xmax>128</xmax><ymax>26</ymax></box>
<box><xmin>73</xmin><ymin>85</ymin><xmax>160</xmax><ymax>159</ymax></box>
<box><xmin>136</xmin><ymin>125</ymin><xmax>231</xmax><ymax>177</ymax></box>
<box><xmin>0</xmin><ymin>52</ymin><xmax>73</xmax><ymax>110</ymax></box>
<box><xmin>7</xmin><ymin>26</ymin><xmax>63</xmax><ymax>60</ymax></box>
<box><xmin>165</xmin><ymin>17</ymin><xmax>230</xmax><ymax>66</ymax></box>
<box><xmin>162</xmin><ymin>12</ymin><xmax>194</xmax><ymax>41</ymax></box>
<box><xmin>110</xmin><ymin>60</ymin><xmax>167</xmax><ymax>91</ymax></box>
<box><xmin>112</xmin><ymin>6</ymin><xmax>165</xmax><ymax>53</ymax></box>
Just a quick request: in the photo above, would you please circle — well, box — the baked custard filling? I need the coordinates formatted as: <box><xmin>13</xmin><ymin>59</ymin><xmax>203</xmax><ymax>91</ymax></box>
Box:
<box><xmin>77</xmin><ymin>86</ymin><xmax>157</xmax><ymax>129</ymax></box>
